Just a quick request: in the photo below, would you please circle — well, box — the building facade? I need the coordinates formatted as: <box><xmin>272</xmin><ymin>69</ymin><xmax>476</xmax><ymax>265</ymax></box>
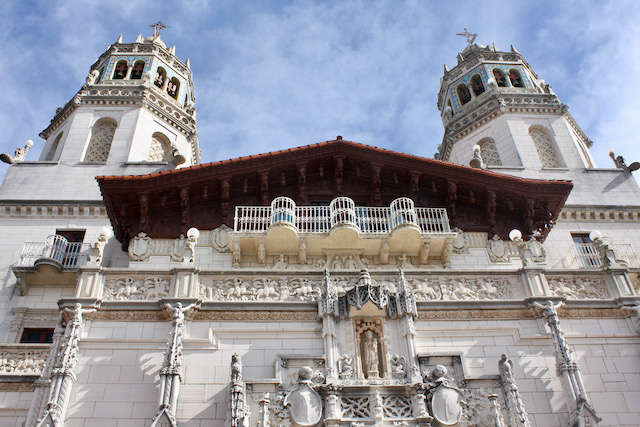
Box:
<box><xmin>0</xmin><ymin>35</ymin><xmax>638</xmax><ymax>427</ymax></box>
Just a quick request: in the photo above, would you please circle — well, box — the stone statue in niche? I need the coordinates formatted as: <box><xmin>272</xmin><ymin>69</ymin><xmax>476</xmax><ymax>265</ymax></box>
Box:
<box><xmin>338</xmin><ymin>353</ymin><xmax>354</xmax><ymax>379</ymax></box>
<box><xmin>345</xmin><ymin>255</ymin><xmax>358</xmax><ymax>270</ymax></box>
<box><xmin>363</xmin><ymin>330</ymin><xmax>380</xmax><ymax>379</ymax></box>
<box><xmin>331</xmin><ymin>256</ymin><xmax>343</xmax><ymax>270</ymax></box>
<box><xmin>284</xmin><ymin>367</ymin><xmax>323</xmax><ymax>427</ymax></box>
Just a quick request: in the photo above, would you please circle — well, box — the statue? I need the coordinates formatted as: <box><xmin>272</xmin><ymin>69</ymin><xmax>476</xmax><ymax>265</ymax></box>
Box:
<box><xmin>338</xmin><ymin>353</ymin><xmax>354</xmax><ymax>379</ymax></box>
<box><xmin>363</xmin><ymin>330</ymin><xmax>380</xmax><ymax>378</ymax></box>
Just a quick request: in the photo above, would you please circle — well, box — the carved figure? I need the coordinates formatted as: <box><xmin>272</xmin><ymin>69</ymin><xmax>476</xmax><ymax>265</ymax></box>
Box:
<box><xmin>451</xmin><ymin>279</ymin><xmax>474</xmax><ymax>300</ymax></box>
<box><xmin>227</xmin><ymin>279</ymin><xmax>253</xmax><ymax>300</ymax></box>
<box><xmin>338</xmin><ymin>353</ymin><xmax>354</xmax><ymax>379</ymax></box>
<box><xmin>477</xmin><ymin>279</ymin><xmax>500</xmax><ymax>299</ymax></box>
<box><xmin>345</xmin><ymin>255</ymin><xmax>358</xmax><ymax>270</ymax></box>
<box><xmin>398</xmin><ymin>254</ymin><xmax>413</xmax><ymax>269</ymax></box>
<box><xmin>274</xmin><ymin>254</ymin><xmax>288</xmax><ymax>269</ymax></box>
<box><xmin>380</xmin><ymin>241</ymin><xmax>390</xmax><ymax>264</ymax></box>
<box><xmin>85</xmin><ymin>69</ymin><xmax>99</xmax><ymax>86</ymax></box>
<box><xmin>298</xmin><ymin>241</ymin><xmax>307</xmax><ymax>264</ymax></box>
<box><xmin>184</xmin><ymin>233</ymin><xmax>197</xmax><ymax>263</ymax></box>
<box><xmin>331</xmin><ymin>256</ymin><xmax>343</xmax><ymax>270</ymax></box>
<box><xmin>232</xmin><ymin>241</ymin><xmax>241</xmax><ymax>267</ymax></box>
<box><xmin>255</xmin><ymin>279</ymin><xmax>279</xmax><ymax>300</ymax></box>
<box><xmin>413</xmin><ymin>279</ymin><xmax>439</xmax><ymax>300</ymax></box>
<box><xmin>363</xmin><ymin>330</ymin><xmax>380</xmax><ymax>378</ymax></box>
<box><xmin>391</xmin><ymin>354</ymin><xmax>407</xmax><ymax>378</ymax></box>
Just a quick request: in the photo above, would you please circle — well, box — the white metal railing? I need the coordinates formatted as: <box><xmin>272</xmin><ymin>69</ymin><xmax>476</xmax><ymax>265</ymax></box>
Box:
<box><xmin>17</xmin><ymin>235</ymin><xmax>91</xmax><ymax>268</ymax></box>
<box><xmin>566</xmin><ymin>243</ymin><xmax>602</xmax><ymax>268</ymax></box>
<box><xmin>234</xmin><ymin>196</ymin><xmax>451</xmax><ymax>235</ymax></box>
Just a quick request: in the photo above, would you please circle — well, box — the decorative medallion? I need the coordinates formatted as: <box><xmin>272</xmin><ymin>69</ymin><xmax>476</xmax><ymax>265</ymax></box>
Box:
<box><xmin>284</xmin><ymin>367</ymin><xmax>323</xmax><ymax>426</ymax></box>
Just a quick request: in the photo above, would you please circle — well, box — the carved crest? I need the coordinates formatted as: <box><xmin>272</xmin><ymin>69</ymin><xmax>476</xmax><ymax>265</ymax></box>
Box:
<box><xmin>432</xmin><ymin>384</ymin><xmax>465</xmax><ymax>425</ymax></box>
<box><xmin>128</xmin><ymin>232</ymin><xmax>152</xmax><ymax>261</ymax></box>
<box><xmin>284</xmin><ymin>367</ymin><xmax>323</xmax><ymax>426</ymax></box>
<box><xmin>212</xmin><ymin>224</ymin><xmax>231</xmax><ymax>252</ymax></box>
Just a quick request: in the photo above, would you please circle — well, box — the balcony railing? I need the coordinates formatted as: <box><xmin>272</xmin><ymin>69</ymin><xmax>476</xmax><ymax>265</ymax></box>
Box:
<box><xmin>565</xmin><ymin>243</ymin><xmax>602</xmax><ymax>268</ymax></box>
<box><xmin>234</xmin><ymin>196</ymin><xmax>452</xmax><ymax>235</ymax></box>
<box><xmin>17</xmin><ymin>235</ymin><xmax>91</xmax><ymax>269</ymax></box>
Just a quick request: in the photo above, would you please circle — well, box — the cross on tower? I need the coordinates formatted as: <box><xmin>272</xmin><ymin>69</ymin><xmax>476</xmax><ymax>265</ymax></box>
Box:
<box><xmin>456</xmin><ymin>28</ymin><xmax>477</xmax><ymax>46</ymax></box>
<box><xmin>149</xmin><ymin>21</ymin><xmax>168</xmax><ymax>38</ymax></box>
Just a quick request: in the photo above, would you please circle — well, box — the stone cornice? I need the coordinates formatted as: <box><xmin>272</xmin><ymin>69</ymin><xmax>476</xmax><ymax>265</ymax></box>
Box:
<box><xmin>0</xmin><ymin>202</ymin><xmax>106</xmax><ymax>218</ymax></box>
<box><xmin>558</xmin><ymin>206</ymin><xmax>640</xmax><ymax>222</ymax></box>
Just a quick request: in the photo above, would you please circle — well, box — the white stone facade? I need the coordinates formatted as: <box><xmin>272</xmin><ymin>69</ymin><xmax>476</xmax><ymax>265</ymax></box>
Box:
<box><xmin>0</xmin><ymin>38</ymin><xmax>638</xmax><ymax>427</ymax></box>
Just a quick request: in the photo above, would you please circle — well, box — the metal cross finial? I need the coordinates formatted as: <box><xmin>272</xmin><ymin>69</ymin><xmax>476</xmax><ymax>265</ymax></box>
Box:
<box><xmin>456</xmin><ymin>28</ymin><xmax>477</xmax><ymax>46</ymax></box>
<box><xmin>149</xmin><ymin>21</ymin><xmax>168</xmax><ymax>38</ymax></box>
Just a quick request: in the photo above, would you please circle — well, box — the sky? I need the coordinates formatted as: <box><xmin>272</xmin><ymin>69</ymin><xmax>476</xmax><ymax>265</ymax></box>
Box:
<box><xmin>1</xmin><ymin>0</ymin><xmax>639</xmax><ymax>179</ymax></box>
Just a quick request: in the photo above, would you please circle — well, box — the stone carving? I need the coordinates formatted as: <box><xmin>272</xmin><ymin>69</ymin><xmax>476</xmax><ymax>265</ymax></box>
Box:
<box><xmin>397</xmin><ymin>254</ymin><xmax>413</xmax><ymax>269</ymax></box>
<box><xmin>151</xmin><ymin>303</ymin><xmax>197</xmax><ymax>426</ymax></box>
<box><xmin>430</xmin><ymin>365</ymin><xmax>465</xmax><ymax>426</ymax></box>
<box><xmin>338</xmin><ymin>353</ymin><xmax>354</xmax><ymax>379</ymax></box>
<box><xmin>85</xmin><ymin>69</ymin><xmax>99</xmax><ymax>86</ymax></box>
<box><xmin>526</xmin><ymin>237</ymin><xmax>546</xmax><ymax>262</ymax></box>
<box><xmin>446</xmin><ymin>277</ymin><xmax>511</xmax><ymax>301</ymax></box>
<box><xmin>460</xmin><ymin>388</ymin><xmax>499</xmax><ymax>427</ymax></box>
<box><xmin>273</xmin><ymin>254</ymin><xmax>288</xmax><ymax>269</ymax></box>
<box><xmin>211</xmin><ymin>224</ymin><xmax>231</xmax><ymax>252</ymax></box>
<box><xmin>232</xmin><ymin>241</ymin><xmax>241</xmax><ymax>267</ymax></box>
<box><xmin>37</xmin><ymin>304</ymin><xmax>96</xmax><ymax>426</ymax></box>
<box><xmin>390</xmin><ymin>354</ymin><xmax>407</xmax><ymax>379</ymax></box>
<box><xmin>499</xmin><ymin>354</ymin><xmax>531</xmax><ymax>427</ymax></box>
<box><xmin>128</xmin><ymin>232</ymin><xmax>153</xmax><ymax>261</ymax></box>
<box><xmin>0</xmin><ymin>350</ymin><xmax>47</xmax><ymax>374</ymax></box>
<box><xmin>487</xmin><ymin>234</ymin><xmax>509</xmax><ymax>262</ymax></box>
<box><xmin>532</xmin><ymin>300</ymin><xmax>601</xmax><ymax>426</ymax></box>
<box><xmin>103</xmin><ymin>277</ymin><xmax>170</xmax><ymax>301</ymax></box>
<box><xmin>412</xmin><ymin>279</ymin><xmax>441</xmax><ymax>300</ymax></box>
<box><xmin>341</xmin><ymin>395</ymin><xmax>370</xmax><ymax>418</ymax></box>
<box><xmin>257</xmin><ymin>242</ymin><xmax>266</xmax><ymax>265</ymax></box>
<box><xmin>229</xmin><ymin>354</ymin><xmax>248</xmax><ymax>427</ymax></box>
<box><xmin>363</xmin><ymin>330</ymin><xmax>380</xmax><ymax>378</ymax></box>
<box><xmin>284</xmin><ymin>367</ymin><xmax>323</xmax><ymax>426</ymax></box>
<box><xmin>547</xmin><ymin>276</ymin><xmax>607</xmax><ymax>299</ymax></box>
<box><xmin>200</xmin><ymin>277</ymin><xmax>321</xmax><ymax>302</ymax></box>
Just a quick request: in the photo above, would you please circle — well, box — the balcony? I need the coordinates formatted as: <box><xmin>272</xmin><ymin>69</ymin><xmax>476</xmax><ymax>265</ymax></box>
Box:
<box><xmin>565</xmin><ymin>243</ymin><xmax>640</xmax><ymax>269</ymax></box>
<box><xmin>13</xmin><ymin>235</ymin><xmax>91</xmax><ymax>294</ymax></box>
<box><xmin>232</xmin><ymin>197</ymin><xmax>456</xmax><ymax>265</ymax></box>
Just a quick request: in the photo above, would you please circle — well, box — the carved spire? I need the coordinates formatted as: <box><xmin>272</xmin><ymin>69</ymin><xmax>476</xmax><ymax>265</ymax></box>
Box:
<box><xmin>498</xmin><ymin>354</ymin><xmax>532</xmax><ymax>427</ymax></box>
<box><xmin>229</xmin><ymin>353</ymin><xmax>248</xmax><ymax>427</ymax></box>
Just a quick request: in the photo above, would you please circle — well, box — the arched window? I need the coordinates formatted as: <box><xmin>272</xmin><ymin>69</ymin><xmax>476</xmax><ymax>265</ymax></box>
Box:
<box><xmin>155</xmin><ymin>67</ymin><xmax>166</xmax><ymax>88</ymax></box>
<box><xmin>457</xmin><ymin>83</ymin><xmax>471</xmax><ymax>105</ymax></box>
<box><xmin>44</xmin><ymin>133</ymin><xmax>63</xmax><ymax>161</ymax></box>
<box><xmin>529</xmin><ymin>126</ymin><xmax>565</xmax><ymax>168</ymax></box>
<box><xmin>85</xmin><ymin>119</ymin><xmax>117</xmax><ymax>162</ymax></box>
<box><xmin>130</xmin><ymin>60</ymin><xmax>145</xmax><ymax>79</ymax></box>
<box><xmin>478</xmin><ymin>138</ymin><xmax>502</xmax><ymax>166</ymax></box>
<box><xmin>471</xmin><ymin>74</ymin><xmax>485</xmax><ymax>96</ymax></box>
<box><xmin>113</xmin><ymin>60</ymin><xmax>128</xmax><ymax>80</ymax></box>
<box><xmin>167</xmin><ymin>77</ymin><xmax>180</xmax><ymax>99</ymax></box>
<box><xmin>147</xmin><ymin>132</ymin><xmax>172</xmax><ymax>162</ymax></box>
<box><xmin>509</xmin><ymin>69</ymin><xmax>523</xmax><ymax>87</ymax></box>
<box><xmin>493</xmin><ymin>69</ymin><xmax>507</xmax><ymax>87</ymax></box>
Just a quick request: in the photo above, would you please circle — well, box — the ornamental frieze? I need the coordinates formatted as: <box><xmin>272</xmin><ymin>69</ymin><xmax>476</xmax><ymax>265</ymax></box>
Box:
<box><xmin>103</xmin><ymin>276</ymin><xmax>171</xmax><ymax>301</ymax></box>
<box><xmin>0</xmin><ymin>349</ymin><xmax>48</xmax><ymax>375</ymax></box>
<box><xmin>546</xmin><ymin>275</ymin><xmax>608</xmax><ymax>299</ymax></box>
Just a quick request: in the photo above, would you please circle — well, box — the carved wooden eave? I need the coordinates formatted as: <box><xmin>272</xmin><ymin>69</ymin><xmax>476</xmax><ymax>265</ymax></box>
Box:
<box><xmin>97</xmin><ymin>138</ymin><xmax>573</xmax><ymax>248</ymax></box>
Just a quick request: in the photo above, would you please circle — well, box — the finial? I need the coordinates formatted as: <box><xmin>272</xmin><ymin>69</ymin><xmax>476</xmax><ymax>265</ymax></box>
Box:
<box><xmin>456</xmin><ymin>28</ymin><xmax>477</xmax><ymax>46</ymax></box>
<box><xmin>170</xmin><ymin>45</ymin><xmax>176</xmax><ymax>55</ymax></box>
<box><xmin>116</xmin><ymin>35</ymin><xmax>123</xmax><ymax>44</ymax></box>
<box><xmin>135</xmin><ymin>34</ymin><xmax>143</xmax><ymax>43</ymax></box>
<box><xmin>185</xmin><ymin>58</ymin><xmax>191</xmax><ymax>69</ymax></box>
<box><xmin>149</xmin><ymin>21</ymin><xmax>168</xmax><ymax>38</ymax></box>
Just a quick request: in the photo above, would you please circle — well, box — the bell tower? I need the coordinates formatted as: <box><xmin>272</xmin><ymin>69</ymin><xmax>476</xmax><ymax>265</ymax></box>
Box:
<box><xmin>436</xmin><ymin>38</ymin><xmax>595</xmax><ymax>177</ymax></box>
<box><xmin>38</xmin><ymin>27</ymin><xmax>199</xmax><ymax>168</ymax></box>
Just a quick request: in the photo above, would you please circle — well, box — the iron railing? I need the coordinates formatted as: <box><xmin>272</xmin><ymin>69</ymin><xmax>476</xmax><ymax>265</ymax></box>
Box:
<box><xmin>565</xmin><ymin>243</ymin><xmax>602</xmax><ymax>268</ymax></box>
<box><xmin>234</xmin><ymin>197</ymin><xmax>451</xmax><ymax>235</ymax></box>
<box><xmin>17</xmin><ymin>235</ymin><xmax>91</xmax><ymax>268</ymax></box>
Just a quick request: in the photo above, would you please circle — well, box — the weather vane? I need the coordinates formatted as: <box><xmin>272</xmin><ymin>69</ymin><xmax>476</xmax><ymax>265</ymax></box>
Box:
<box><xmin>149</xmin><ymin>21</ymin><xmax>168</xmax><ymax>38</ymax></box>
<box><xmin>456</xmin><ymin>28</ymin><xmax>477</xmax><ymax>46</ymax></box>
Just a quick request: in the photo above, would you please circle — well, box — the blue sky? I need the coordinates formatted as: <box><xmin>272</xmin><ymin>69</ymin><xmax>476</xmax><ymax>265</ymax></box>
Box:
<box><xmin>1</xmin><ymin>0</ymin><xmax>639</xmax><ymax>177</ymax></box>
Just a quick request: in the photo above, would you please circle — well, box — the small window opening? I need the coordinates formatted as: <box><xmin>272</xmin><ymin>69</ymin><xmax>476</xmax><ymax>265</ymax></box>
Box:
<box><xmin>457</xmin><ymin>83</ymin><xmax>471</xmax><ymax>105</ymax></box>
<box><xmin>21</xmin><ymin>328</ymin><xmax>54</xmax><ymax>343</ymax></box>
<box><xmin>155</xmin><ymin>67</ymin><xmax>166</xmax><ymax>88</ymax></box>
<box><xmin>509</xmin><ymin>69</ymin><xmax>523</xmax><ymax>87</ymax></box>
<box><xmin>471</xmin><ymin>74</ymin><xmax>485</xmax><ymax>96</ymax></box>
<box><xmin>493</xmin><ymin>69</ymin><xmax>507</xmax><ymax>87</ymax></box>
<box><xmin>167</xmin><ymin>77</ymin><xmax>180</xmax><ymax>99</ymax></box>
<box><xmin>113</xmin><ymin>60</ymin><xmax>128</xmax><ymax>80</ymax></box>
<box><xmin>130</xmin><ymin>60</ymin><xmax>145</xmax><ymax>79</ymax></box>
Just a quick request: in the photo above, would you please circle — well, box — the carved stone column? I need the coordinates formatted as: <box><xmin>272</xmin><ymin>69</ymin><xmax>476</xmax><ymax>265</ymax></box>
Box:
<box><xmin>35</xmin><ymin>304</ymin><xmax>96</xmax><ymax>427</ymax></box>
<box><xmin>151</xmin><ymin>302</ymin><xmax>196</xmax><ymax>427</ymax></box>
<box><xmin>498</xmin><ymin>354</ymin><xmax>531</xmax><ymax>427</ymax></box>
<box><xmin>229</xmin><ymin>353</ymin><xmax>248</xmax><ymax>427</ymax></box>
<box><xmin>319</xmin><ymin>270</ymin><xmax>339</xmax><ymax>380</ymax></box>
<box><xmin>26</xmin><ymin>315</ymin><xmax>65</xmax><ymax>427</ymax></box>
<box><xmin>398</xmin><ymin>271</ymin><xmax>421</xmax><ymax>382</ymax></box>
<box><xmin>533</xmin><ymin>301</ymin><xmax>601</xmax><ymax>427</ymax></box>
